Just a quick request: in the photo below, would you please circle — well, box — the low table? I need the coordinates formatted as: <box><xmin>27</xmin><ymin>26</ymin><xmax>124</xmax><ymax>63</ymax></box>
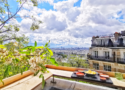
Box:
<box><xmin>47</xmin><ymin>68</ymin><xmax>125</xmax><ymax>89</ymax></box>
<box><xmin>71</xmin><ymin>72</ymin><xmax>113</xmax><ymax>84</ymax></box>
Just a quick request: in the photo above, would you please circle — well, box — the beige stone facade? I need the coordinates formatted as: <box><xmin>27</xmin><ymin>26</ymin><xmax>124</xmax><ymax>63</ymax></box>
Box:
<box><xmin>88</xmin><ymin>31</ymin><xmax>125</xmax><ymax>73</ymax></box>
<box><xmin>88</xmin><ymin>60</ymin><xmax>125</xmax><ymax>73</ymax></box>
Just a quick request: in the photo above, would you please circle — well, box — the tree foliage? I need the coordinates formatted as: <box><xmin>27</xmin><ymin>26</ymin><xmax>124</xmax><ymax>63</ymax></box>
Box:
<box><xmin>67</xmin><ymin>54</ymin><xmax>89</xmax><ymax>68</ymax></box>
<box><xmin>0</xmin><ymin>0</ymin><xmax>41</xmax><ymax>43</ymax></box>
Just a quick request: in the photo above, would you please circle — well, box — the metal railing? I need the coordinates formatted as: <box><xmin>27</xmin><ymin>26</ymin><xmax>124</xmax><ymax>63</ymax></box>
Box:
<box><xmin>91</xmin><ymin>44</ymin><xmax>105</xmax><ymax>47</ymax></box>
<box><xmin>117</xmin><ymin>58</ymin><xmax>125</xmax><ymax>64</ymax></box>
<box><xmin>87</xmin><ymin>55</ymin><xmax>114</xmax><ymax>62</ymax></box>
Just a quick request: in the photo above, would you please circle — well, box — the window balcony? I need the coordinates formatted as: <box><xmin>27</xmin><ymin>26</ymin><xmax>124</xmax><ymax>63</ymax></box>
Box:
<box><xmin>87</xmin><ymin>55</ymin><xmax>114</xmax><ymax>62</ymax></box>
<box><xmin>91</xmin><ymin>44</ymin><xmax>106</xmax><ymax>47</ymax></box>
<box><xmin>117</xmin><ymin>58</ymin><xmax>125</xmax><ymax>64</ymax></box>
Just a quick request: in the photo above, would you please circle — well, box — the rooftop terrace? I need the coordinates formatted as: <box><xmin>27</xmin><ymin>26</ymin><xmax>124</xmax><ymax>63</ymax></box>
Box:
<box><xmin>0</xmin><ymin>65</ymin><xmax>125</xmax><ymax>90</ymax></box>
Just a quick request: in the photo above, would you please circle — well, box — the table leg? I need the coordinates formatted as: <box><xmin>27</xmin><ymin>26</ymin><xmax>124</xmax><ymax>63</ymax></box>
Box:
<box><xmin>118</xmin><ymin>88</ymin><xmax>124</xmax><ymax>90</ymax></box>
<box><xmin>51</xmin><ymin>75</ymin><xmax>56</xmax><ymax>84</ymax></box>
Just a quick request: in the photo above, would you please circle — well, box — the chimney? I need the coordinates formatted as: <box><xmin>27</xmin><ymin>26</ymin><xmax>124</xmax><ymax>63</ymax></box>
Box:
<box><xmin>114</xmin><ymin>32</ymin><xmax>120</xmax><ymax>41</ymax></box>
<box><xmin>92</xmin><ymin>36</ymin><xmax>96</xmax><ymax>41</ymax></box>
<box><xmin>121</xmin><ymin>30</ymin><xmax>125</xmax><ymax>36</ymax></box>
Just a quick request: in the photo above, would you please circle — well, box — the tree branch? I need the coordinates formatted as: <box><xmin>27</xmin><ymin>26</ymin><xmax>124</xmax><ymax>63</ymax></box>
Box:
<box><xmin>0</xmin><ymin>1</ymin><xmax>26</xmax><ymax>30</ymax></box>
<box><xmin>0</xmin><ymin>23</ymin><xmax>5</xmax><ymax>31</ymax></box>
<box><xmin>0</xmin><ymin>29</ymin><xmax>10</xmax><ymax>33</ymax></box>
<box><xmin>6</xmin><ymin>0</ymin><xmax>10</xmax><ymax>18</ymax></box>
<box><xmin>0</xmin><ymin>38</ymin><xmax>16</xmax><ymax>42</ymax></box>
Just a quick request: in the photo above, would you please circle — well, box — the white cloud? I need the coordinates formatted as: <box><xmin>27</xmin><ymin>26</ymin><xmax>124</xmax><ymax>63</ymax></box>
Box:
<box><xmin>16</xmin><ymin>0</ymin><xmax>125</xmax><ymax>47</ymax></box>
<box><xmin>88</xmin><ymin>0</ymin><xmax>125</xmax><ymax>5</ymax></box>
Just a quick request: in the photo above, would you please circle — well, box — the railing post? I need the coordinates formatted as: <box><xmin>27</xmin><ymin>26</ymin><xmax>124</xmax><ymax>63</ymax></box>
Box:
<box><xmin>51</xmin><ymin>75</ymin><xmax>56</xmax><ymax>84</ymax></box>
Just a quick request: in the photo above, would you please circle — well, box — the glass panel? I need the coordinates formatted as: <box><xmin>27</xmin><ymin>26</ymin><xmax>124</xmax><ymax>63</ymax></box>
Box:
<box><xmin>103</xmin><ymin>65</ymin><xmax>111</xmax><ymax>71</ymax></box>
<box><xmin>93</xmin><ymin>63</ymin><xmax>99</xmax><ymax>70</ymax></box>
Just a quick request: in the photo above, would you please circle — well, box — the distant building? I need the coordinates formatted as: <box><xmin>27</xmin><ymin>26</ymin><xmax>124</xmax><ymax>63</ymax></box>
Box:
<box><xmin>87</xmin><ymin>31</ymin><xmax>125</xmax><ymax>73</ymax></box>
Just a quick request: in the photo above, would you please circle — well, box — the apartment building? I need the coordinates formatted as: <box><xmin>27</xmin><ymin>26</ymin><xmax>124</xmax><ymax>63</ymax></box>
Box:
<box><xmin>87</xmin><ymin>31</ymin><xmax>125</xmax><ymax>73</ymax></box>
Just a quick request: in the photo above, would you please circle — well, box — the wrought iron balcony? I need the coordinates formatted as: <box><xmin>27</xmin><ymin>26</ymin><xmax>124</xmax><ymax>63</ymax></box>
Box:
<box><xmin>117</xmin><ymin>58</ymin><xmax>125</xmax><ymax>64</ymax></box>
<box><xmin>91</xmin><ymin>44</ymin><xmax>105</xmax><ymax>47</ymax></box>
<box><xmin>87</xmin><ymin>55</ymin><xmax>114</xmax><ymax>62</ymax></box>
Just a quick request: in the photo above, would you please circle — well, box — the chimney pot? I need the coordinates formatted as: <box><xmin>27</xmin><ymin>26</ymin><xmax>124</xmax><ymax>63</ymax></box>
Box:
<box><xmin>114</xmin><ymin>32</ymin><xmax>120</xmax><ymax>41</ymax></box>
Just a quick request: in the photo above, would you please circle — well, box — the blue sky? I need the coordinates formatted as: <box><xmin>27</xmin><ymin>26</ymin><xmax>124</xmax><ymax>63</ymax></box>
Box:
<box><xmin>7</xmin><ymin>0</ymin><xmax>125</xmax><ymax>48</ymax></box>
<box><xmin>8</xmin><ymin>0</ymin><xmax>82</xmax><ymax>22</ymax></box>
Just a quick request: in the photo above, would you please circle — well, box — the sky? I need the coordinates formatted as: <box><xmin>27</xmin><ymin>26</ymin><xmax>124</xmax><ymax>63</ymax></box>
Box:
<box><xmin>8</xmin><ymin>0</ymin><xmax>125</xmax><ymax>48</ymax></box>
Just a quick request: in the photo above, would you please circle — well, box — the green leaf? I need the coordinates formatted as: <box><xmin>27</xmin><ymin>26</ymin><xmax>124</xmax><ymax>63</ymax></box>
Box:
<box><xmin>32</xmin><ymin>47</ymin><xmax>35</xmax><ymax>52</ymax></box>
<box><xmin>42</xmin><ymin>76</ymin><xmax>45</xmax><ymax>89</ymax></box>
<box><xmin>20</xmin><ymin>46</ymin><xmax>33</xmax><ymax>51</ymax></box>
<box><xmin>19</xmin><ymin>1</ymin><xmax>22</xmax><ymax>4</ymax></box>
<box><xmin>45</xmin><ymin>41</ymin><xmax>50</xmax><ymax>47</ymax></box>
<box><xmin>19</xmin><ymin>51</ymin><xmax>30</xmax><ymax>55</ymax></box>
<box><xmin>47</xmin><ymin>48</ymin><xmax>53</xmax><ymax>56</ymax></box>
<box><xmin>21</xmin><ymin>68</ymin><xmax>23</xmax><ymax>75</ymax></box>
<box><xmin>5</xmin><ymin>4</ymin><xmax>9</xmax><ymax>7</ymax></box>
<box><xmin>4</xmin><ymin>65</ymin><xmax>11</xmax><ymax>78</ymax></box>
<box><xmin>25</xmin><ymin>67</ymin><xmax>28</xmax><ymax>71</ymax></box>
<box><xmin>16</xmin><ymin>0</ymin><xmax>20</xmax><ymax>2</ymax></box>
<box><xmin>39</xmin><ymin>74</ymin><xmax>45</xmax><ymax>89</ymax></box>
<box><xmin>50</xmin><ymin>58</ymin><xmax>58</xmax><ymax>66</ymax></box>
<box><xmin>35</xmin><ymin>46</ymin><xmax>44</xmax><ymax>49</ymax></box>
<box><xmin>4</xmin><ymin>67</ymin><xmax>8</xmax><ymax>78</ymax></box>
<box><xmin>47</xmin><ymin>70</ymin><xmax>49</xmax><ymax>73</ymax></box>
<box><xmin>39</xmin><ymin>74</ymin><xmax>43</xmax><ymax>78</ymax></box>
<box><xmin>34</xmin><ymin>70</ymin><xmax>39</xmax><ymax>76</ymax></box>
<box><xmin>0</xmin><ymin>45</ymin><xmax>5</xmax><ymax>48</ymax></box>
<box><xmin>0</xmin><ymin>79</ymin><xmax>4</xmax><ymax>85</ymax></box>
<box><xmin>15</xmin><ymin>58</ymin><xmax>19</xmax><ymax>63</ymax></box>
<box><xmin>9</xmin><ymin>72</ymin><xmax>13</xmax><ymax>75</ymax></box>
<box><xmin>34</xmin><ymin>41</ymin><xmax>37</xmax><ymax>47</ymax></box>
<box><xmin>40</xmin><ymin>52</ymin><xmax>47</xmax><ymax>58</ymax></box>
<box><xmin>38</xmin><ymin>64</ymin><xmax>46</xmax><ymax>73</ymax></box>
<box><xmin>14</xmin><ymin>26</ymin><xmax>20</xmax><ymax>31</ymax></box>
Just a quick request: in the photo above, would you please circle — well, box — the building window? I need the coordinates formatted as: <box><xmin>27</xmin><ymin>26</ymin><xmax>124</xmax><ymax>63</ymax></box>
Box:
<box><xmin>94</xmin><ymin>51</ymin><xmax>98</xmax><ymax>58</ymax></box>
<box><xmin>93</xmin><ymin>63</ymin><xmax>99</xmax><ymax>70</ymax></box>
<box><xmin>103</xmin><ymin>65</ymin><xmax>111</xmax><ymax>71</ymax></box>
<box><xmin>104</xmin><ymin>51</ymin><xmax>109</xmax><ymax>59</ymax></box>
<box><xmin>101</xmin><ymin>40</ymin><xmax>103</xmax><ymax>46</ymax></box>
<box><xmin>124</xmin><ymin>52</ymin><xmax>125</xmax><ymax>59</ymax></box>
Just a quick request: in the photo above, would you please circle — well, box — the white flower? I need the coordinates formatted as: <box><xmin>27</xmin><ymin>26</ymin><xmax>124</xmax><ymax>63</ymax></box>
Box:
<box><xmin>35</xmin><ymin>56</ymin><xmax>43</xmax><ymax>63</ymax></box>
<box><xmin>4</xmin><ymin>58</ymin><xmax>12</xmax><ymax>65</ymax></box>
<box><xmin>30</xmin><ymin>67</ymin><xmax>37</xmax><ymax>73</ymax></box>
<box><xmin>14</xmin><ymin>42</ymin><xmax>18</xmax><ymax>46</ymax></box>
<box><xmin>14</xmin><ymin>49</ymin><xmax>18</xmax><ymax>53</ymax></box>
<box><xmin>2</xmin><ymin>48</ymin><xmax>6</xmax><ymax>53</ymax></box>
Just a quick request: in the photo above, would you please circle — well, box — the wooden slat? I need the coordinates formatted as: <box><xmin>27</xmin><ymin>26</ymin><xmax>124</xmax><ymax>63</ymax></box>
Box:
<box><xmin>46</xmin><ymin>65</ymin><xmax>78</xmax><ymax>71</ymax></box>
<box><xmin>0</xmin><ymin>70</ymin><xmax>33</xmax><ymax>88</ymax></box>
<box><xmin>1</xmin><ymin>72</ymin><xmax>52</xmax><ymax>90</ymax></box>
<box><xmin>46</xmin><ymin>65</ymin><xmax>116</xmax><ymax>78</ymax></box>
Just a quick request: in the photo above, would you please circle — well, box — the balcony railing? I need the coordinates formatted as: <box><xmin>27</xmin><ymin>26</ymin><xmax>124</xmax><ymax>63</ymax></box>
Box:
<box><xmin>91</xmin><ymin>44</ymin><xmax>106</xmax><ymax>47</ymax></box>
<box><xmin>117</xmin><ymin>58</ymin><xmax>125</xmax><ymax>64</ymax></box>
<box><xmin>87</xmin><ymin>55</ymin><xmax>114</xmax><ymax>62</ymax></box>
<box><xmin>92</xmin><ymin>44</ymin><xmax>125</xmax><ymax>47</ymax></box>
